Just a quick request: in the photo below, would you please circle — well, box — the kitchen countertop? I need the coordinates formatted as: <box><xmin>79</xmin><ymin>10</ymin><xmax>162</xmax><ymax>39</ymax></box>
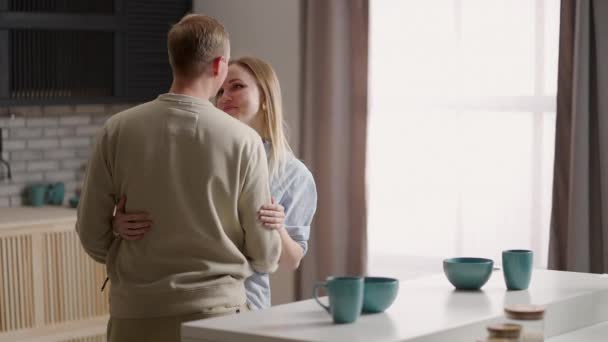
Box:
<box><xmin>0</xmin><ymin>206</ymin><xmax>77</xmax><ymax>231</ymax></box>
<box><xmin>182</xmin><ymin>269</ymin><xmax>608</xmax><ymax>342</ymax></box>
<box><xmin>548</xmin><ymin>321</ymin><xmax>608</xmax><ymax>341</ymax></box>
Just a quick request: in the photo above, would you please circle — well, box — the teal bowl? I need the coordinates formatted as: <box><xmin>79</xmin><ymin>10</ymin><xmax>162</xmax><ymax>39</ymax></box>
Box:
<box><xmin>362</xmin><ymin>277</ymin><xmax>399</xmax><ymax>313</ymax></box>
<box><xmin>443</xmin><ymin>258</ymin><xmax>494</xmax><ymax>290</ymax></box>
<box><xmin>68</xmin><ymin>196</ymin><xmax>79</xmax><ymax>208</ymax></box>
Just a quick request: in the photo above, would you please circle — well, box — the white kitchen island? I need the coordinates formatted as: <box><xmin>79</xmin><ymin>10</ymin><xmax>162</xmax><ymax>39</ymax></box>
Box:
<box><xmin>182</xmin><ymin>269</ymin><xmax>608</xmax><ymax>342</ymax></box>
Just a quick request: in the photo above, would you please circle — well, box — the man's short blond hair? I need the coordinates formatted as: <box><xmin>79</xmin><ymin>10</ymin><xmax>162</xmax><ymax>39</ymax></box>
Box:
<box><xmin>167</xmin><ymin>14</ymin><xmax>229</xmax><ymax>77</ymax></box>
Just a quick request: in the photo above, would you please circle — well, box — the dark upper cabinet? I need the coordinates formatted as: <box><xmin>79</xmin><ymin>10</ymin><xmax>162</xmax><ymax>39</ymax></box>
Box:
<box><xmin>0</xmin><ymin>0</ymin><xmax>191</xmax><ymax>105</ymax></box>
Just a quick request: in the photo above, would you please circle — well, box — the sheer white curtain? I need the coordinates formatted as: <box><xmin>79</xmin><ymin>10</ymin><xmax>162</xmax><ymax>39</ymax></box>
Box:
<box><xmin>367</xmin><ymin>0</ymin><xmax>560</xmax><ymax>275</ymax></box>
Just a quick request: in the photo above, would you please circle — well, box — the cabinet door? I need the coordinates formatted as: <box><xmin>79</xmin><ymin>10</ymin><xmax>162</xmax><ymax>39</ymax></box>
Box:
<box><xmin>0</xmin><ymin>224</ymin><xmax>109</xmax><ymax>335</ymax></box>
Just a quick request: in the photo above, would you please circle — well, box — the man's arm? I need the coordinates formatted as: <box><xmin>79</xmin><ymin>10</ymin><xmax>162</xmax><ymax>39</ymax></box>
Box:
<box><xmin>238</xmin><ymin>140</ymin><xmax>282</xmax><ymax>273</ymax></box>
<box><xmin>75</xmin><ymin>126</ymin><xmax>116</xmax><ymax>264</ymax></box>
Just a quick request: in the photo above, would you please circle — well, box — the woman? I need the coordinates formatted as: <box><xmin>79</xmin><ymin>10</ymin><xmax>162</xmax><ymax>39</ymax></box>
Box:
<box><xmin>113</xmin><ymin>56</ymin><xmax>317</xmax><ymax>310</ymax></box>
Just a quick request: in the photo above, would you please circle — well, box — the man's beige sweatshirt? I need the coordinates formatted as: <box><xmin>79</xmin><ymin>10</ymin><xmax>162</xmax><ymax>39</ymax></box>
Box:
<box><xmin>76</xmin><ymin>93</ymin><xmax>282</xmax><ymax>318</ymax></box>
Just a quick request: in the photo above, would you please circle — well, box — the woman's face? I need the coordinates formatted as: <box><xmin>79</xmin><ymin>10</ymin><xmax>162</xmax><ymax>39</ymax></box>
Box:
<box><xmin>216</xmin><ymin>64</ymin><xmax>262</xmax><ymax>125</ymax></box>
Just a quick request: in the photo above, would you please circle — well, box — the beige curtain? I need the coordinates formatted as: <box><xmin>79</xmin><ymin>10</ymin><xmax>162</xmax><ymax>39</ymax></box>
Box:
<box><xmin>296</xmin><ymin>0</ymin><xmax>369</xmax><ymax>299</ymax></box>
<box><xmin>548</xmin><ymin>0</ymin><xmax>608</xmax><ymax>273</ymax></box>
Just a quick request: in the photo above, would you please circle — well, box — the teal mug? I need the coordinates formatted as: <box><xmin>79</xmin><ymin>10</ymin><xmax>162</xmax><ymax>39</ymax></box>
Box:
<box><xmin>502</xmin><ymin>250</ymin><xmax>534</xmax><ymax>290</ymax></box>
<box><xmin>47</xmin><ymin>182</ymin><xmax>65</xmax><ymax>205</ymax></box>
<box><xmin>313</xmin><ymin>276</ymin><xmax>364</xmax><ymax>324</ymax></box>
<box><xmin>27</xmin><ymin>184</ymin><xmax>47</xmax><ymax>207</ymax></box>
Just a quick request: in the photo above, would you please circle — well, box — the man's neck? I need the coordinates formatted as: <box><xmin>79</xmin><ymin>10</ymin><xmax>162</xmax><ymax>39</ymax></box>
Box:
<box><xmin>169</xmin><ymin>77</ymin><xmax>216</xmax><ymax>101</ymax></box>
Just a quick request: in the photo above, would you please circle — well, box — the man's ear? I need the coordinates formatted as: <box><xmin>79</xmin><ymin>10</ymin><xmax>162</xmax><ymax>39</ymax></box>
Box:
<box><xmin>212</xmin><ymin>56</ymin><xmax>223</xmax><ymax>76</ymax></box>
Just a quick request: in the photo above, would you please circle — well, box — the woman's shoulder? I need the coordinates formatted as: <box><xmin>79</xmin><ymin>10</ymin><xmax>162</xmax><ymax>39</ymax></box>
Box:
<box><xmin>271</xmin><ymin>152</ymin><xmax>313</xmax><ymax>186</ymax></box>
<box><xmin>273</xmin><ymin>155</ymin><xmax>316</xmax><ymax>201</ymax></box>
<box><xmin>283</xmin><ymin>154</ymin><xmax>315</xmax><ymax>184</ymax></box>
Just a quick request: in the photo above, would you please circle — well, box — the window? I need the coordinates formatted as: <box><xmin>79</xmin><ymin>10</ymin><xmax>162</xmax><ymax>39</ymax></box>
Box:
<box><xmin>0</xmin><ymin>0</ymin><xmax>190</xmax><ymax>105</ymax></box>
<box><xmin>367</xmin><ymin>0</ymin><xmax>560</xmax><ymax>275</ymax></box>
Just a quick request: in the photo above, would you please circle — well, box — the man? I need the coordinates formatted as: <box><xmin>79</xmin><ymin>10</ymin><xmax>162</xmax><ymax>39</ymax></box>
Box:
<box><xmin>76</xmin><ymin>14</ymin><xmax>281</xmax><ymax>342</ymax></box>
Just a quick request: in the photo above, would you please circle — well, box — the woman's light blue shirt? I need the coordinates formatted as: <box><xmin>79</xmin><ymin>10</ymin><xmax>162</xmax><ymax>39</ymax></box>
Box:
<box><xmin>244</xmin><ymin>143</ymin><xmax>317</xmax><ymax>310</ymax></box>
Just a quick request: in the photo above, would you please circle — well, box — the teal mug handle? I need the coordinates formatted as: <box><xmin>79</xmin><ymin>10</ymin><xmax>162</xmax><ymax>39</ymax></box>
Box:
<box><xmin>313</xmin><ymin>282</ymin><xmax>330</xmax><ymax>313</ymax></box>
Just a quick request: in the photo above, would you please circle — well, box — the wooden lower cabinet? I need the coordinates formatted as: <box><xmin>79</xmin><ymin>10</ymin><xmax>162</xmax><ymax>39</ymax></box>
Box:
<box><xmin>0</xmin><ymin>218</ymin><xmax>109</xmax><ymax>342</ymax></box>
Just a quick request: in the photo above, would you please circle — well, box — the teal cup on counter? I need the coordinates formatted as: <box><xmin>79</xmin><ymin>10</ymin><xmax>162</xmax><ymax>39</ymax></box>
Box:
<box><xmin>314</xmin><ymin>276</ymin><xmax>364</xmax><ymax>324</ymax></box>
<box><xmin>27</xmin><ymin>184</ymin><xmax>47</xmax><ymax>207</ymax></box>
<box><xmin>502</xmin><ymin>250</ymin><xmax>534</xmax><ymax>290</ymax></box>
<box><xmin>47</xmin><ymin>182</ymin><xmax>65</xmax><ymax>205</ymax></box>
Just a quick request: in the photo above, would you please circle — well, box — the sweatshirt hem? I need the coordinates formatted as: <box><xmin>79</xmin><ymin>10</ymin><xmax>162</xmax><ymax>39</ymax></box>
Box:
<box><xmin>109</xmin><ymin>281</ymin><xmax>247</xmax><ymax>318</ymax></box>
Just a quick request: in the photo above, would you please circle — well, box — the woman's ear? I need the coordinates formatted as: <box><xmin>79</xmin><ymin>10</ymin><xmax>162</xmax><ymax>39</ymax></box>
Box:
<box><xmin>261</xmin><ymin>96</ymin><xmax>268</xmax><ymax>111</ymax></box>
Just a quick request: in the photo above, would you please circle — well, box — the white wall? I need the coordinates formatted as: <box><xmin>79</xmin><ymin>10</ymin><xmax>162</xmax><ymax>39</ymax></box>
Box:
<box><xmin>193</xmin><ymin>0</ymin><xmax>303</xmax><ymax>305</ymax></box>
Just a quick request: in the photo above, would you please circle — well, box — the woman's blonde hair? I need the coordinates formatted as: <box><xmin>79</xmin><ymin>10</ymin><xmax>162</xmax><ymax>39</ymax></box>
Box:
<box><xmin>229</xmin><ymin>57</ymin><xmax>293</xmax><ymax>178</ymax></box>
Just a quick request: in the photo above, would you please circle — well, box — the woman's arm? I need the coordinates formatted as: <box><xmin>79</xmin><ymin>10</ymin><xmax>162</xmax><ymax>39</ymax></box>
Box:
<box><xmin>259</xmin><ymin>169</ymin><xmax>318</xmax><ymax>271</ymax></box>
<box><xmin>112</xmin><ymin>196</ymin><xmax>153</xmax><ymax>240</ymax></box>
<box><xmin>259</xmin><ymin>199</ymin><xmax>305</xmax><ymax>270</ymax></box>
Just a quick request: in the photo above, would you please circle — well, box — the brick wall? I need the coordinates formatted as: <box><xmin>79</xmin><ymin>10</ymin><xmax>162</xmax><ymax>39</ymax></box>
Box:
<box><xmin>0</xmin><ymin>104</ymin><xmax>134</xmax><ymax>207</ymax></box>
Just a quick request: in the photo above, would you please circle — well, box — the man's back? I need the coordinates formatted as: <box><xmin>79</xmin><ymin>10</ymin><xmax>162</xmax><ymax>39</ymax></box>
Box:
<box><xmin>76</xmin><ymin>93</ymin><xmax>281</xmax><ymax>318</ymax></box>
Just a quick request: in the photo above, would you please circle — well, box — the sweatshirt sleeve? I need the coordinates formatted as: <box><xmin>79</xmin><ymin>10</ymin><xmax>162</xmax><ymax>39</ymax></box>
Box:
<box><xmin>238</xmin><ymin>140</ymin><xmax>282</xmax><ymax>273</ymax></box>
<box><xmin>75</xmin><ymin>126</ymin><xmax>117</xmax><ymax>264</ymax></box>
